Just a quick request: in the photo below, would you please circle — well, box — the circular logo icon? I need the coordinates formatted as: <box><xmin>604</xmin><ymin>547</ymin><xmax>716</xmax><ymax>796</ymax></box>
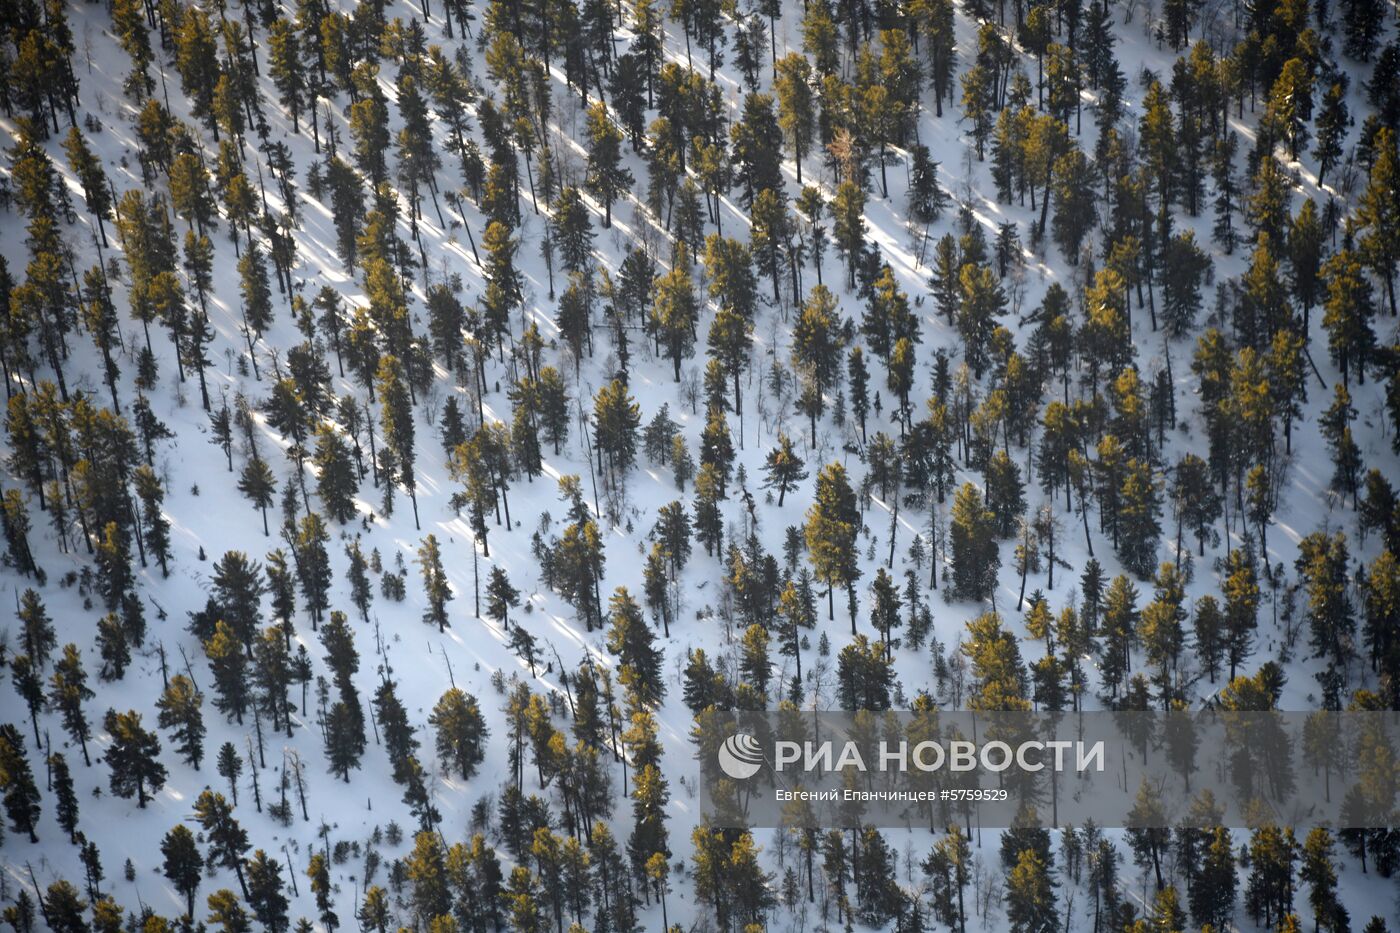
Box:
<box><xmin>717</xmin><ymin>733</ymin><xmax>763</xmax><ymax>780</ymax></box>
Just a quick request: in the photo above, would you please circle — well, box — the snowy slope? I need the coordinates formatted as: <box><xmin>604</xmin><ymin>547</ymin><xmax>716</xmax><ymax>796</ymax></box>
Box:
<box><xmin>1</xmin><ymin>0</ymin><xmax>1398</xmax><ymax>928</ymax></box>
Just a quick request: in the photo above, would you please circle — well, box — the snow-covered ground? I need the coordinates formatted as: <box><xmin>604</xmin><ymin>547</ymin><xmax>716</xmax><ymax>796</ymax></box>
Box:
<box><xmin>2</xmin><ymin>0</ymin><xmax>1398</xmax><ymax>928</ymax></box>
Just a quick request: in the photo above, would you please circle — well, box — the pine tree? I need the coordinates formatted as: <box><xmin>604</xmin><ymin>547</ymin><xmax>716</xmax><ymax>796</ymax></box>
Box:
<box><xmin>61</xmin><ymin>128</ymin><xmax>113</xmax><ymax>246</ymax></box>
<box><xmin>208</xmin><ymin>396</ymin><xmax>237</xmax><ymax>472</ymax></box>
<box><xmin>133</xmin><ymin>465</ymin><xmax>172</xmax><ymax>576</ymax></box>
<box><xmin>762</xmin><ymin>433</ymin><xmax>809</xmax><ymax>507</ymax></box>
<box><xmin>585</xmin><ymin>102</ymin><xmax>632</xmax><ymax>227</ymax></box>
<box><xmin>430</xmin><ymin>688</ymin><xmax>488</xmax><ymax>779</ymax></box>
<box><xmin>551</xmin><ymin>187</ymin><xmax>596</xmax><ymax>279</ymax></box>
<box><xmin>1362</xmin><ymin>550</ymin><xmax>1400</xmax><ymax>704</ymax></box>
<box><xmin>1321</xmin><ymin>247</ymin><xmax>1377</xmax><ymax>388</ymax></box>
<box><xmin>1160</xmin><ymin>232</ymin><xmax>1210</xmax><ymax>337</ymax></box>
<box><xmin>806</xmin><ymin>462</ymin><xmax>861</xmax><ymax>626</ymax></box>
<box><xmin>307</xmin><ymin>851</ymin><xmax>338</xmax><ymax>930</ymax></box>
<box><xmin>417</xmin><ymin>534</ymin><xmax>453</xmax><ymax>632</ymax></box>
<box><xmin>556</xmin><ymin>271</ymin><xmax>597</xmax><ymax>369</ymax></box>
<box><xmin>1117</xmin><ymin>459</ymin><xmax>1162</xmax><ymax>579</ymax></box>
<box><xmin>592</xmin><ymin>379</ymin><xmax>642</xmax><ymax>486</ymax></box>
<box><xmin>205</xmin><ymin>748</ymin><xmax>238</xmax><ymax>812</ymax></box>
<box><xmin>698</xmin><ymin>407</ymin><xmax>735</xmax><ymax>495</ymax></box>
<box><xmin>378</xmin><ymin>355</ymin><xmax>419</xmax><ymax>528</ymax></box>
<box><xmin>324</xmin><ymin>698</ymin><xmax>365</xmax><ymax>781</ymax></box>
<box><xmin>395</xmin><ymin>71</ymin><xmax>443</xmax><ymax>226</ymax></box>
<box><xmin>1265</xmin><ymin>58</ymin><xmax>1314</xmax><ymax>161</ymax></box>
<box><xmin>830</xmin><ymin>181</ymin><xmax>867</xmax><ymax>288</ymax></box>
<box><xmin>692</xmin><ymin>460</ymin><xmax>724</xmax><ymax>556</ymax></box>
<box><xmin>348</xmin><ymin>83</ymin><xmax>391</xmax><ymax>186</ymax></box>
<box><xmin>960</xmin><ymin>62</ymin><xmax>996</xmax><ymax>160</ymax></box>
<box><xmin>1050</xmin><ymin>147</ymin><xmax>1095</xmax><ymax>260</ymax></box>
<box><xmin>237</xmin><ymin>241</ymin><xmax>274</xmax><ymax>338</ymax></box>
<box><xmin>132</xmin><ymin>394</ymin><xmax>174</xmax><ymax>465</ymax></box>
<box><xmin>1244</xmin><ymin>824</ymin><xmax>1298</xmax><ymax>928</ymax></box>
<box><xmin>170</xmin><ymin>154</ymin><xmax>216</xmax><ymax>237</ymax></box>
<box><xmin>651</xmin><ymin>253</ymin><xmax>699</xmax><ymax>382</ymax></box>
<box><xmin>263</xmin><ymin>18</ymin><xmax>305</xmax><ymax>135</ymax></box>
<box><xmin>837</xmin><ymin>350</ymin><xmax>868</xmax><ymax>446</ymax></box>
<box><xmin>373</xmin><ymin>678</ymin><xmax>420</xmax><ymax>785</ymax></box>
<box><xmin>480</xmin><ymin>218</ymin><xmax>523</xmax><ymax>349</ymax></box>
<box><xmin>626</xmin><ymin>763</ymin><xmax>671</xmax><ymax>913</ymax></box>
<box><xmin>94</xmin><ymin>522</ymin><xmax>133</xmax><ymax>614</ymax></box>
<box><xmin>294</xmin><ymin>511</ymin><xmax>333</xmax><ymax>626</ymax></box>
<box><xmin>205</xmin><ymin>620</ymin><xmax>250</xmax><ymax>723</ymax></box>
<box><xmin>1192</xmin><ymin>596</ymin><xmax>1225</xmax><ymax>683</ymax></box>
<box><xmin>950</xmin><ymin>483</ymin><xmax>999</xmax><ymax>602</ymax></box>
<box><xmin>0</xmin><ymin>490</ymin><xmax>38</xmax><ymax>577</ymax></box>
<box><xmin>1189</xmin><ymin>826</ymin><xmax>1237</xmax><ymax>928</ymax></box>
<box><xmin>1314</xmin><ymin>78</ymin><xmax>1351</xmax><ymax>187</ymax></box>
<box><xmin>170</xmin><ymin>4</ymin><xmax>218</xmax><ymax>127</ymax></box>
<box><xmin>509</xmin><ymin>624</ymin><xmax>540</xmax><ymax>675</ymax></box>
<box><xmin>775</xmin><ymin>54</ymin><xmax>815</xmax><ymax>184</ymax></box>
<box><xmin>1006</xmin><ymin>848</ymin><xmax>1057</xmax><ymax>933</ymax></box>
<box><xmin>246</xmin><ymin>850</ymin><xmax>290</xmax><ymax>932</ymax></box>
<box><xmin>697</xmin><ymin>825</ymin><xmax>776</xmax><ymax>930</ymax></box>
<box><xmin>239</xmin><ymin>458</ymin><xmax>278</xmax><ymax>535</ymax></box>
<box><xmin>791</xmin><ymin>284</ymin><xmax>845</xmax><ymax>421</ymax></box>
<box><xmin>262</xmin><ymin>550</ymin><xmax>295</xmax><ymax>638</ymax></box>
<box><xmin>1223</xmin><ymin>548</ymin><xmax>1259</xmax><ymax>681</ymax></box>
<box><xmin>730</xmin><ymin>91</ymin><xmax>782</xmax><ymax>205</ymax></box>
<box><xmin>957</xmin><ymin>263</ymin><xmax>1006</xmax><ymax>379</ymax></box>
<box><xmin>924</xmin><ymin>823</ymin><xmax>971</xmax><ymax>931</ymax></box>
<box><xmin>0</xmin><ymin>724</ymin><xmax>40</xmax><ymax>841</ymax></box>
<box><xmin>707</xmin><ymin>306</ymin><xmax>754</xmax><ymax>414</ymax></box>
<box><xmin>356</xmin><ymin>884</ymin><xmax>391</xmax><ymax>933</ymax></box>
<box><xmin>607</xmin><ymin>587</ymin><xmax>666</xmax><ymax>709</ymax></box>
<box><xmin>207</xmin><ymin>888</ymin><xmax>251</xmax><ymax>931</ymax></box>
<box><xmin>157</xmin><ymin>675</ymin><xmax>206</xmax><ymax>769</ymax></box>
<box><xmin>6</xmin><ymin>398</ymin><xmax>48</xmax><ymax>512</ymax></box>
<box><xmin>324</xmin><ymin>158</ymin><xmax>366</xmax><ymax>274</ymax></box>
<box><xmin>1300</xmin><ymin>826</ymin><xmax>1342</xmax><ymax>933</ymax></box>
<box><xmin>43</xmin><ymin>881</ymin><xmax>87</xmax><ymax>933</ymax></box>
<box><xmin>1342</xmin><ymin>0</ymin><xmax>1384</xmax><ymax>60</ymax></box>
<box><xmin>161</xmin><ymin>824</ymin><xmax>204</xmax><ymax>919</ymax></box>
<box><xmin>1160</xmin><ymin>0</ymin><xmax>1198</xmax><ymax>49</ymax></box>
<box><xmin>47</xmin><ymin>644</ymin><xmax>92</xmax><ymax>765</ymax></box>
<box><xmin>983</xmin><ymin>450</ymin><xmax>1026</xmax><ymax>539</ymax></box>
<box><xmin>9</xmin><ymin>654</ymin><xmax>44</xmax><ymax>748</ymax></box>
<box><xmin>112</xmin><ymin>0</ymin><xmax>153</xmax><ymax>98</ymax></box>
<box><xmin>204</xmin><ymin>552</ymin><xmax>262</xmax><ymax>649</ymax></box>
<box><xmin>102</xmin><ymin>709</ymin><xmax>167</xmax><ymax>807</ymax></box>
<box><xmin>1169</xmin><ymin>453</ymin><xmax>1218</xmax><ymax>558</ymax></box>
<box><xmin>95</xmin><ymin>613</ymin><xmax>129</xmax><ymax>682</ymax></box>
<box><xmin>253</xmin><ymin>624</ymin><xmax>294</xmax><ymax>737</ymax></box>
<box><xmin>49</xmin><ymin>751</ymin><xmax>79</xmax><ymax>842</ymax></box>
<box><xmin>313</xmin><ymin>423</ymin><xmax>359</xmax><ymax>523</ymax></box>
<box><xmin>1296</xmin><ymin>531</ymin><xmax>1354</xmax><ymax>669</ymax></box>
<box><xmin>1211</xmin><ymin>132</ymin><xmax>1240</xmax><ymax>253</ymax></box>
<box><xmin>486</xmin><ymin>565</ymin><xmax>521</xmax><ymax>629</ymax></box>
<box><xmin>1321</xmin><ymin>384</ymin><xmax>1363</xmax><ymax>506</ymax></box>
<box><xmin>909</xmin><ymin>145</ymin><xmax>949</xmax><ymax>232</ymax></box>
<box><xmin>196</xmin><ymin>790</ymin><xmax>251</xmax><ymax>897</ymax></box>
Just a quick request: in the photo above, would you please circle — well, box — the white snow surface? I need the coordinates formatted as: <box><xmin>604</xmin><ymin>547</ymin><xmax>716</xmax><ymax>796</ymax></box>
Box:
<box><xmin>1</xmin><ymin>0</ymin><xmax>1398</xmax><ymax>928</ymax></box>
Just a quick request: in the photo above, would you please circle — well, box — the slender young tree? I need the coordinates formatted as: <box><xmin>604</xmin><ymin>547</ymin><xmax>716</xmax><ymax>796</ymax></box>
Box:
<box><xmin>417</xmin><ymin>534</ymin><xmax>453</xmax><ymax>632</ymax></box>
<box><xmin>585</xmin><ymin>102</ymin><xmax>632</xmax><ymax>227</ymax></box>
<box><xmin>157</xmin><ymin>674</ymin><xmax>206</xmax><ymax>769</ymax></box>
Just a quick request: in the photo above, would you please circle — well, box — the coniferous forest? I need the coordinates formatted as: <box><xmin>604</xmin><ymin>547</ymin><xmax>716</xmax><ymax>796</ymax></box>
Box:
<box><xmin>0</xmin><ymin>0</ymin><xmax>1399</xmax><ymax>928</ymax></box>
